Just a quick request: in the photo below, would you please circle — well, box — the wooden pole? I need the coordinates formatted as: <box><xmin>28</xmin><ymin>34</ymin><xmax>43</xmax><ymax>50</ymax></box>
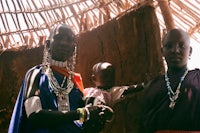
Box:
<box><xmin>157</xmin><ymin>0</ymin><xmax>175</xmax><ymax>31</ymax></box>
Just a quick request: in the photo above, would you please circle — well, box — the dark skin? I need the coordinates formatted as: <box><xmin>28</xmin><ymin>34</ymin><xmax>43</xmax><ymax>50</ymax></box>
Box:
<box><xmin>83</xmin><ymin>62</ymin><xmax>115</xmax><ymax>133</ymax></box>
<box><xmin>92</xmin><ymin>62</ymin><xmax>115</xmax><ymax>90</ymax></box>
<box><xmin>139</xmin><ymin>29</ymin><xmax>199</xmax><ymax>133</ymax></box>
<box><xmin>23</xmin><ymin>25</ymin><xmax>113</xmax><ymax>130</ymax></box>
<box><xmin>162</xmin><ymin>29</ymin><xmax>192</xmax><ymax>72</ymax></box>
<box><xmin>23</xmin><ymin>24</ymin><xmax>80</xmax><ymax>128</ymax></box>
<box><xmin>50</xmin><ymin>25</ymin><xmax>75</xmax><ymax>62</ymax></box>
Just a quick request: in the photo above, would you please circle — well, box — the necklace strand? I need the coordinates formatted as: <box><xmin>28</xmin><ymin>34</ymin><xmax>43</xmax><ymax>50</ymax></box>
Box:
<box><xmin>60</xmin><ymin>76</ymin><xmax>67</xmax><ymax>88</ymax></box>
<box><xmin>46</xmin><ymin>67</ymin><xmax>74</xmax><ymax>112</ymax></box>
<box><xmin>165</xmin><ymin>69</ymin><xmax>188</xmax><ymax>109</ymax></box>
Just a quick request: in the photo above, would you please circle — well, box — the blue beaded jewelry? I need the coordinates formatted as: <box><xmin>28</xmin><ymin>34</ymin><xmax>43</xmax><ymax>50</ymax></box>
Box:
<box><xmin>165</xmin><ymin>69</ymin><xmax>188</xmax><ymax>109</ymax></box>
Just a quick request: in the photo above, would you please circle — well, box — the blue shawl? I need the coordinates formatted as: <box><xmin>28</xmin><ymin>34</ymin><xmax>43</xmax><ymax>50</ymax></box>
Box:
<box><xmin>8</xmin><ymin>66</ymin><xmax>84</xmax><ymax>133</ymax></box>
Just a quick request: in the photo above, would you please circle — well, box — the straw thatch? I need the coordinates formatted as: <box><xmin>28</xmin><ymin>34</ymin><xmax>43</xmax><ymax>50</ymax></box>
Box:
<box><xmin>0</xmin><ymin>0</ymin><xmax>200</xmax><ymax>52</ymax></box>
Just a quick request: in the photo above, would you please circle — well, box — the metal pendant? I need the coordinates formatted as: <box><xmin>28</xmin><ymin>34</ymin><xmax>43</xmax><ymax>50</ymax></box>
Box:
<box><xmin>57</xmin><ymin>93</ymin><xmax>70</xmax><ymax>112</ymax></box>
<box><xmin>169</xmin><ymin>101</ymin><xmax>175</xmax><ymax>109</ymax></box>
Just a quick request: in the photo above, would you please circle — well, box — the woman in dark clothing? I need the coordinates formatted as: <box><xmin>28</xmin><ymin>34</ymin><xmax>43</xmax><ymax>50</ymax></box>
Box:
<box><xmin>140</xmin><ymin>29</ymin><xmax>200</xmax><ymax>133</ymax></box>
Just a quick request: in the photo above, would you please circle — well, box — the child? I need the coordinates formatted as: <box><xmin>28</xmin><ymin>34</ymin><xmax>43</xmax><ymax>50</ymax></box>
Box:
<box><xmin>83</xmin><ymin>62</ymin><xmax>128</xmax><ymax>132</ymax></box>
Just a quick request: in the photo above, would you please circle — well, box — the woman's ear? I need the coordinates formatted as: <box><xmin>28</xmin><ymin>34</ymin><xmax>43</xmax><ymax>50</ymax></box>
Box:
<box><xmin>189</xmin><ymin>46</ymin><xmax>192</xmax><ymax>57</ymax></box>
<box><xmin>161</xmin><ymin>47</ymin><xmax>166</xmax><ymax>59</ymax></box>
<box><xmin>46</xmin><ymin>40</ymin><xmax>50</xmax><ymax>51</ymax></box>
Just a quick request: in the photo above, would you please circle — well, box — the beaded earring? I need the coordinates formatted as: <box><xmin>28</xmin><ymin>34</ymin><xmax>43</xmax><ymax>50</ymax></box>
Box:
<box><xmin>67</xmin><ymin>42</ymin><xmax>77</xmax><ymax>72</ymax></box>
<box><xmin>41</xmin><ymin>40</ymin><xmax>51</xmax><ymax>73</ymax></box>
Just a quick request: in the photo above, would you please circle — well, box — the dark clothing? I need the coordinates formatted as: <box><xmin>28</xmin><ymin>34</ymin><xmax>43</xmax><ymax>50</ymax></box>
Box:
<box><xmin>141</xmin><ymin>69</ymin><xmax>200</xmax><ymax>133</ymax></box>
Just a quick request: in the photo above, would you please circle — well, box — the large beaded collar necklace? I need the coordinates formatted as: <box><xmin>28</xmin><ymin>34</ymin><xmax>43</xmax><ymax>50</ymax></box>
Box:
<box><xmin>165</xmin><ymin>68</ymin><xmax>188</xmax><ymax>109</ymax></box>
<box><xmin>46</xmin><ymin>66</ymin><xmax>74</xmax><ymax>112</ymax></box>
<box><xmin>50</xmin><ymin>59</ymin><xmax>68</xmax><ymax>68</ymax></box>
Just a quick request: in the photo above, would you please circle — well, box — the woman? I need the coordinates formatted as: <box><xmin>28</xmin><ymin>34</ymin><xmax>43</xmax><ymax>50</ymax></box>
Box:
<box><xmin>8</xmin><ymin>24</ymin><xmax>113</xmax><ymax>133</ymax></box>
<box><xmin>140</xmin><ymin>29</ymin><xmax>200</xmax><ymax>133</ymax></box>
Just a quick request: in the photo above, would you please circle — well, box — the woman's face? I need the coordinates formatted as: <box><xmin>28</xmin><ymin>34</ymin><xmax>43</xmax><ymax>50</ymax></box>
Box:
<box><xmin>50</xmin><ymin>25</ymin><xmax>75</xmax><ymax>62</ymax></box>
<box><xmin>162</xmin><ymin>29</ymin><xmax>192</xmax><ymax>69</ymax></box>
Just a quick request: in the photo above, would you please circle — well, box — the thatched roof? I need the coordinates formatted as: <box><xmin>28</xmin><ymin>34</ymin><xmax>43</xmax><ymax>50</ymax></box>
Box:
<box><xmin>1</xmin><ymin>1</ymin><xmax>199</xmax><ymax>132</ymax></box>
<box><xmin>0</xmin><ymin>0</ymin><xmax>199</xmax><ymax>51</ymax></box>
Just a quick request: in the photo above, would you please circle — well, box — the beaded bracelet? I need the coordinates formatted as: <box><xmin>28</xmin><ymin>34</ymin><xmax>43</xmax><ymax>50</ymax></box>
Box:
<box><xmin>77</xmin><ymin>108</ymin><xmax>86</xmax><ymax>122</ymax></box>
<box><xmin>84</xmin><ymin>107</ymin><xmax>90</xmax><ymax>121</ymax></box>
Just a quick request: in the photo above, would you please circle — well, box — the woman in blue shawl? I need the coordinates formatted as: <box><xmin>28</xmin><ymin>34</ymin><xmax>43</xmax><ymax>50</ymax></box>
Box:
<box><xmin>8</xmin><ymin>24</ymin><xmax>113</xmax><ymax>133</ymax></box>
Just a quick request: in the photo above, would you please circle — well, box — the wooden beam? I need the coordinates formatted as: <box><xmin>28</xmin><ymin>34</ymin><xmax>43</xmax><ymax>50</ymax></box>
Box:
<box><xmin>157</xmin><ymin>0</ymin><xmax>175</xmax><ymax>31</ymax></box>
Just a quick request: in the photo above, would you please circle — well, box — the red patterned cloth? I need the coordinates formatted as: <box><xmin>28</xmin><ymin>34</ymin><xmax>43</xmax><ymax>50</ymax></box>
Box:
<box><xmin>51</xmin><ymin>65</ymin><xmax>84</xmax><ymax>94</ymax></box>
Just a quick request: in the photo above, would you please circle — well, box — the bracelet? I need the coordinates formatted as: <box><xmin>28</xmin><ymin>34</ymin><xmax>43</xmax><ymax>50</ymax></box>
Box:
<box><xmin>84</xmin><ymin>107</ymin><xmax>90</xmax><ymax>121</ymax></box>
<box><xmin>77</xmin><ymin>108</ymin><xmax>86</xmax><ymax>122</ymax></box>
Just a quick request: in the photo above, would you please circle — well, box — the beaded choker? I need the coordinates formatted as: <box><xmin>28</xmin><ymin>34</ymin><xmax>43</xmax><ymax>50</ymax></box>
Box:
<box><xmin>50</xmin><ymin>59</ymin><xmax>68</xmax><ymax>68</ymax></box>
<box><xmin>165</xmin><ymin>69</ymin><xmax>188</xmax><ymax>109</ymax></box>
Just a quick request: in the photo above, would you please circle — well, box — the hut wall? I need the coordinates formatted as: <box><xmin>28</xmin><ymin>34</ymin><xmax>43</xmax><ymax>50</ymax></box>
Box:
<box><xmin>76</xmin><ymin>5</ymin><xmax>164</xmax><ymax>88</ymax></box>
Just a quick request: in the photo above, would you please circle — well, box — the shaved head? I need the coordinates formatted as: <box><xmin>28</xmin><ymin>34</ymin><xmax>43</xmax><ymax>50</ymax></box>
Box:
<box><xmin>162</xmin><ymin>28</ymin><xmax>192</xmax><ymax>70</ymax></box>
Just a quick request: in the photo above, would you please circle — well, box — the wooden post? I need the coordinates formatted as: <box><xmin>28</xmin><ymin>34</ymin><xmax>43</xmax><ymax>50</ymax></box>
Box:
<box><xmin>157</xmin><ymin>0</ymin><xmax>175</xmax><ymax>31</ymax></box>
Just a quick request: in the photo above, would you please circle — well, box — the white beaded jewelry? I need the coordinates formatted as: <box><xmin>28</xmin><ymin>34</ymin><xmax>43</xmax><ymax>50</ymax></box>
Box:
<box><xmin>165</xmin><ymin>69</ymin><xmax>188</xmax><ymax>109</ymax></box>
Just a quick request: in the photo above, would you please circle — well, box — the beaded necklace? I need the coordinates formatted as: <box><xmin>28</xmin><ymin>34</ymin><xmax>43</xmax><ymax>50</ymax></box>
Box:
<box><xmin>46</xmin><ymin>67</ymin><xmax>74</xmax><ymax>112</ymax></box>
<box><xmin>50</xmin><ymin>59</ymin><xmax>68</xmax><ymax>68</ymax></box>
<box><xmin>165</xmin><ymin>69</ymin><xmax>188</xmax><ymax>109</ymax></box>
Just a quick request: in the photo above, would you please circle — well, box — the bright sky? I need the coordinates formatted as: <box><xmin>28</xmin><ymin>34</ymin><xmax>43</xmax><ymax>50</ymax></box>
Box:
<box><xmin>188</xmin><ymin>39</ymin><xmax>200</xmax><ymax>70</ymax></box>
